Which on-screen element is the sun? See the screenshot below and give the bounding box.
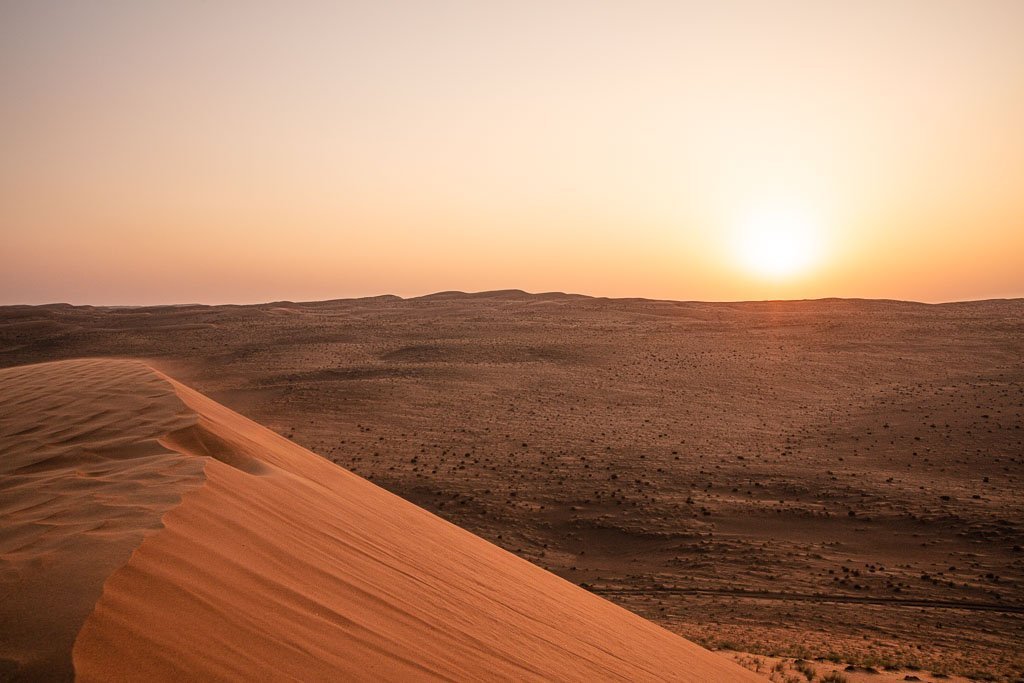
[733,207,822,279]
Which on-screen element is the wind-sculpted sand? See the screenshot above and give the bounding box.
[0,360,205,679]
[0,359,757,681]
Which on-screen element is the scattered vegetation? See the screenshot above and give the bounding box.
[793,659,816,681]
[819,673,848,683]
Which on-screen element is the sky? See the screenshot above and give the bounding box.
[1,1,1022,305]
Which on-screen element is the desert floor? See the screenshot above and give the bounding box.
[2,292,1021,681]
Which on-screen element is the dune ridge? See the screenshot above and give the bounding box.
[0,359,757,681]
[0,359,206,680]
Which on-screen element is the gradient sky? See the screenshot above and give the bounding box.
[2,1,1022,305]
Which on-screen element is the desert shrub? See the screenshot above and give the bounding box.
[820,673,848,683]
[794,659,816,681]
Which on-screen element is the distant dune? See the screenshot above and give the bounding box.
[0,359,758,681]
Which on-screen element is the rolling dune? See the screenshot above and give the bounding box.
[0,359,757,681]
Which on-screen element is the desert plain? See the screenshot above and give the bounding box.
[1,291,1021,681]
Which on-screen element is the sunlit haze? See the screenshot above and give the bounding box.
[2,1,1022,305]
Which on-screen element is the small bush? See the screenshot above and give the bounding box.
[820,673,848,683]
[794,659,816,681]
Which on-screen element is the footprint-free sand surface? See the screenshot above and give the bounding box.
[0,358,758,681]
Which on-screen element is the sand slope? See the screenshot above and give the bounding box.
[0,359,757,681]
[0,360,205,680]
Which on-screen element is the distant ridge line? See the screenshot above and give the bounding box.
[2,290,1023,309]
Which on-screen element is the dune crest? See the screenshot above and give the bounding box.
[2,359,757,681]
[0,359,206,679]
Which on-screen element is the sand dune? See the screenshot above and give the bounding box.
[0,359,757,681]
[0,360,205,680]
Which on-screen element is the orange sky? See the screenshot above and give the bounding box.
[1,1,1022,305]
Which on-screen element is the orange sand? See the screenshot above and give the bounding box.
[0,359,758,681]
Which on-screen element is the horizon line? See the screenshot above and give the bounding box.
[4,289,1024,310]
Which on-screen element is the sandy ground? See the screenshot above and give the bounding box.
[1,291,1021,681]
[726,651,980,683]
[1,358,756,681]
[0,360,204,679]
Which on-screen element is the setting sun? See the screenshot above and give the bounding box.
[733,208,823,280]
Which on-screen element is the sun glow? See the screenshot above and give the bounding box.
[733,207,824,280]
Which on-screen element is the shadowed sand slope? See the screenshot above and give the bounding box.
[0,359,758,681]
